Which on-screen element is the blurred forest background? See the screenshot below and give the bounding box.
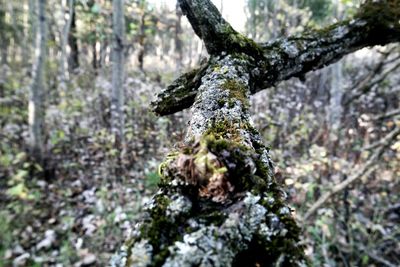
[0,0,399,266]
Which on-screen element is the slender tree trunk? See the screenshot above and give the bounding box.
[175,2,183,70]
[327,0,344,132]
[327,62,343,130]
[0,2,8,65]
[99,39,108,68]
[92,42,97,70]
[59,0,74,87]
[67,1,79,72]
[137,5,146,71]
[111,0,125,139]
[29,0,47,162]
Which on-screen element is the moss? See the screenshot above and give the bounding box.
[357,0,400,28]
[221,24,265,60]
[203,119,242,142]
[152,67,202,116]
[143,119,307,265]
[158,151,180,184]
[137,193,193,267]
[220,79,250,109]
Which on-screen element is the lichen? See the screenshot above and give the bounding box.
[221,79,250,109]
[220,24,265,60]
[112,55,308,267]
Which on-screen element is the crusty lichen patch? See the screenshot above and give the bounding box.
[111,55,308,267]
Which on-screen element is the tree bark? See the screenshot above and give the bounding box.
[112,0,400,266]
[59,0,74,87]
[28,0,47,162]
[327,0,344,132]
[137,6,146,71]
[67,1,79,72]
[152,0,400,116]
[0,1,8,65]
[111,0,125,139]
[174,2,183,71]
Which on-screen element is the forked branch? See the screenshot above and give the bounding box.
[153,0,400,116]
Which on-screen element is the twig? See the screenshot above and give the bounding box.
[359,245,398,267]
[364,126,400,150]
[373,108,400,121]
[345,61,400,105]
[303,126,400,220]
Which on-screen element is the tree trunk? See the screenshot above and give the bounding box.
[0,2,8,65]
[29,0,47,162]
[67,1,79,72]
[137,10,145,72]
[112,0,400,266]
[92,42,97,70]
[174,2,183,71]
[59,0,74,87]
[327,0,344,132]
[111,0,125,139]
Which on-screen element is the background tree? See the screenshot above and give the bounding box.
[111,0,125,140]
[0,0,399,266]
[28,0,47,162]
[67,0,79,72]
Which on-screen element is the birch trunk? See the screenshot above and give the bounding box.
[327,0,344,132]
[28,0,47,162]
[111,0,125,139]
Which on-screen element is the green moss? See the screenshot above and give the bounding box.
[203,119,241,142]
[221,24,265,59]
[130,128,307,265]
[221,79,250,109]
[136,194,182,267]
[158,151,180,184]
[357,0,400,28]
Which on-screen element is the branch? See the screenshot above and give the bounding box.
[154,0,400,115]
[345,60,400,105]
[360,245,398,267]
[303,126,400,220]
[177,0,263,57]
[364,124,400,150]
[254,0,400,92]
[373,108,400,121]
[151,62,208,115]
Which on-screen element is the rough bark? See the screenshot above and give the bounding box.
[326,0,344,131]
[0,2,8,65]
[112,0,400,266]
[67,1,79,72]
[137,8,146,71]
[59,0,74,86]
[111,0,125,139]
[175,2,183,70]
[28,0,47,162]
[153,0,400,116]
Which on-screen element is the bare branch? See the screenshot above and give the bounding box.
[360,245,398,267]
[154,0,400,115]
[345,60,400,105]
[303,126,400,220]
[177,0,263,57]
[151,62,208,115]
[254,0,400,92]
[373,108,400,121]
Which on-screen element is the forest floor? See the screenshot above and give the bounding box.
[1,66,399,266]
